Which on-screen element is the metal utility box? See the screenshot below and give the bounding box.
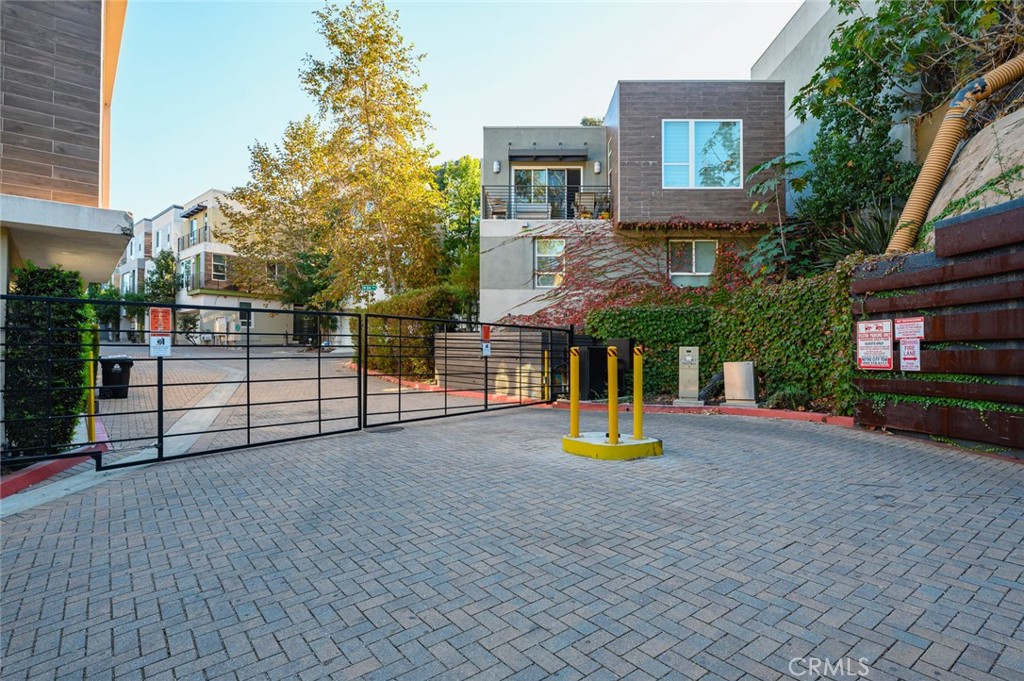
[673,346,704,406]
[723,361,759,407]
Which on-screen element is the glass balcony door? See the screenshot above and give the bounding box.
[514,168,580,219]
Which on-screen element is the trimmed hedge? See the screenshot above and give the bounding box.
[4,264,90,460]
[586,304,714,396]
[362,285,473,378]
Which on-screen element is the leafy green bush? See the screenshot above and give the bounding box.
[361,285,474,378]
[4,263,90,460]
[709,260,859,414]
[586,304,714,397]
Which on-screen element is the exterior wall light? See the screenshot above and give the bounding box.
[493,160,501,174]
[594,161,602,174]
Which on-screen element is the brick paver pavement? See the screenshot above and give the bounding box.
[2,409,1022,680]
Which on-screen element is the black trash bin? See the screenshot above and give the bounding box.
[99,356,134,399]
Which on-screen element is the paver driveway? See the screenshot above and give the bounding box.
[2,410,1023,680]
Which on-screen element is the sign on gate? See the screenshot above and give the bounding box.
[149,307,173,358]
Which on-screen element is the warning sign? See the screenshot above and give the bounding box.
[150,307,173,334]
[900,338,921,372]
[149,307,173,358]
[894,316,925,340]
[856,319,893,371]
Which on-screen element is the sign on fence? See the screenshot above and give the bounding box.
[856,319,893,371]
[894,316,924,340]
[149,307,173,358]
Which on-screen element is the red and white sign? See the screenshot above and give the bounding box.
[894,316,925,340]
[149,307,173,358]
[150,307,173,335]
[900,338,921,372]
[856,319,893,371]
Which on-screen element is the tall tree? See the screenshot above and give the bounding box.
[222,117,339,308]
[301,0,442,299]
[435,155,480,283]
[145,250,179,304]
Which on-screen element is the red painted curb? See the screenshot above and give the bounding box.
[0,418,110,499]
[549,401,855,427]
[348,363,853,427]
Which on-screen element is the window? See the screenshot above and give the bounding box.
[662,120,742,189]
[155,231,160,249]
[669,239,716,287]
[239,302,252,328]
[212,254,227,281]
[180,260,193,290]
[535,238,565,288]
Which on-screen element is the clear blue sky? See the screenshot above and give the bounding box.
[110,0,804,220]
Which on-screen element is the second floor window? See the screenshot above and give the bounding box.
[535,238,565,288]
[663,120,742,189]
[212,254,227,281]
[669,239,716,287]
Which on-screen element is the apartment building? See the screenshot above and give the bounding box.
[1,0,131,288]
[108,189,298,345]
[1,0,130,442]
[480,80,785,322]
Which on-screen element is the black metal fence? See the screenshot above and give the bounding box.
[1,295,569,471]
[362,315,571,428]
[482,185,611,220]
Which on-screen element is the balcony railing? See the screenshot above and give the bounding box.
[177,226,213,251]
[483,185,611,220]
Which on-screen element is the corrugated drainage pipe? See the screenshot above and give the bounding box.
[886,52,1024,254]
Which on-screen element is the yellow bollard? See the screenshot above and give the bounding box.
[86,325,97,443]
[569,347,580,438]
[607,346,618,444]
[633,346,643,440]
[542,349,550,401]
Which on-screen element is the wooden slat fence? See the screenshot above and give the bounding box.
[851,198,1024,451]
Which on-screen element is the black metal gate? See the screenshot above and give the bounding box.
[0,295,570,472]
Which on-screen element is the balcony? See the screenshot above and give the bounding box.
[483,185,610,220]
[177,226,213,251]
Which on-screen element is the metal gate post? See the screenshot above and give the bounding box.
[317,312,323,435]
[157,356,165,460]
[360,314,369,429]
[245,319,251,445]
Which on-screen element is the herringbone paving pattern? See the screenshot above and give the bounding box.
[2,410,1022,680]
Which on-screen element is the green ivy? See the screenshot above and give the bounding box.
[870,393,1024,415]
[586,305,714,396]
[708,258,862,414]
[916,164,1024,247]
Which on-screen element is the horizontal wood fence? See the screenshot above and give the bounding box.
[851,198,1024,452]
[434,330,569,400]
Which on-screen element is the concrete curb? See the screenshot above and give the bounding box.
[0,418,110,499]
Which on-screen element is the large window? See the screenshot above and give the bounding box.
[535,238,565,288]
[180,260,193,290]
[212,254,227,281]
[669,239,716,287]
[663,120,742,189]
[514,168,582,219]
